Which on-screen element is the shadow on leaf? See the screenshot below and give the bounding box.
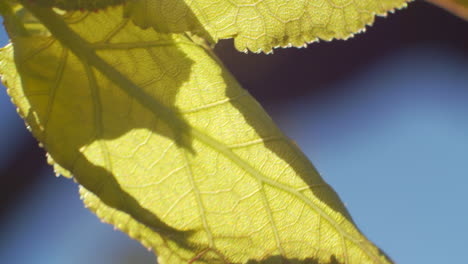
[6,3,212,250]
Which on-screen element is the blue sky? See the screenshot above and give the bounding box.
[0,17,467,264]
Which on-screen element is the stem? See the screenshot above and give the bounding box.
[1,1,29,37]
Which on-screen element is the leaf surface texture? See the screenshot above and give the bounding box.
[125,0,410,52]
[1,4,393,264]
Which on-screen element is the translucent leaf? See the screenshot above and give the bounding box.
[125,0,410,53]
[1,4,393,264]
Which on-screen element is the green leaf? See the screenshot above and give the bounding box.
[1,3,393,264]
[28,0,413,52]
[125,0,411,53]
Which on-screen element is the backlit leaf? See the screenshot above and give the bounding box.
[1,3,393,264]
[125,0,411,53]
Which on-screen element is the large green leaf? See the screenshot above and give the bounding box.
[125,0,411,52]
[1,3,392,264]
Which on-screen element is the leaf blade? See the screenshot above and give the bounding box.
[2,4,393,264]
[125,0,411,52]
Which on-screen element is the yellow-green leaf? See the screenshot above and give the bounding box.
[1,3,392,264]
[125,0,411,53]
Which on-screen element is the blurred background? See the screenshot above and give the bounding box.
[0,1,467,263]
